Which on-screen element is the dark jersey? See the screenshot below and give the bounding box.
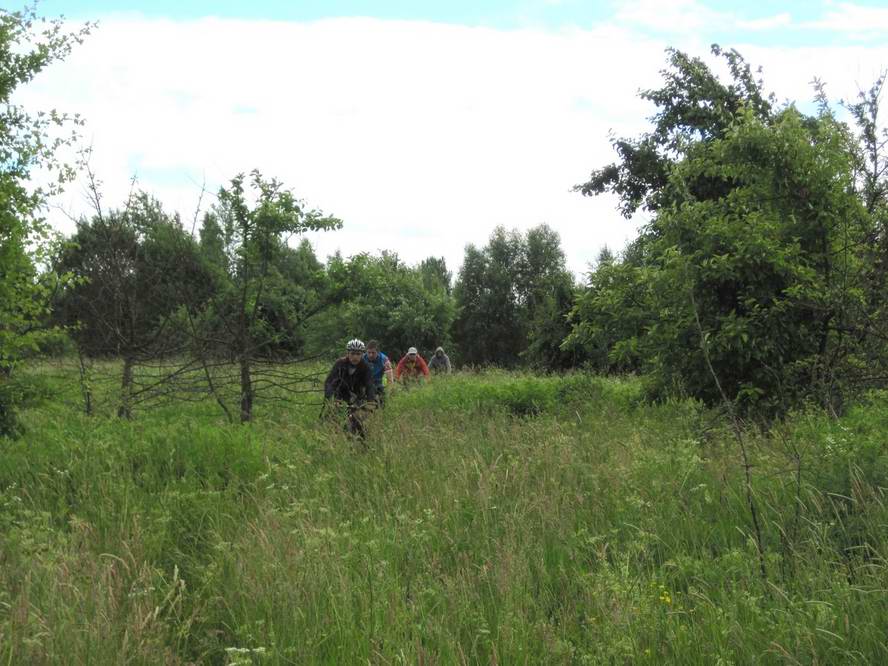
[428,353,451,373]
[323,357,377,403]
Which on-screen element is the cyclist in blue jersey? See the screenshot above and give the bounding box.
[363,340,394,406]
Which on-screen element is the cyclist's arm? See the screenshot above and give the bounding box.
[323,362,340,399]
[362,366,377,402]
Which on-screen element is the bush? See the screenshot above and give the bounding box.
[0,375,49,438]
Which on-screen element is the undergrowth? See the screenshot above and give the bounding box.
[1,367,886,663]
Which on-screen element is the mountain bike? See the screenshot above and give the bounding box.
[320,393,377,441]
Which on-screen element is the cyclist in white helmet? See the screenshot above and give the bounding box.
[324,338,377,404]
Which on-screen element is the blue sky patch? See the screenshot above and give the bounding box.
[30,0,888,48]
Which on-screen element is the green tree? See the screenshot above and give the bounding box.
[576,45,773,217]
[521,225,577,369]
[653,107,865,411]
[54,193,212,417]
[570,47,873,414]
[198,210,227,271]
[841,75,888,389]
[310,251,454,361]
[265,239,327,355]
[563,241,655,373]
[418,256,452,296]
[197,171,340,422]
[453,224,575,368]
[200,216,328,359]
[453,231,524,367]
[0,7,88,435]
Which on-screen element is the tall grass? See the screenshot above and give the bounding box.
[1,368,886,663]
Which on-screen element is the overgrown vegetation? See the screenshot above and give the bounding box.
[2,368,887,663]
[3,5,888,662]
[0,6,89,434]
[568,47,888,416]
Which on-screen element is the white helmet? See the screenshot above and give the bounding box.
[346,338,366,352]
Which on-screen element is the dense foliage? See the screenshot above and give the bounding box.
[54,197,211,355]
[453,224,576,368]
[3,8,888,663]
[4,7,888,426]
[310,251,455,361]
[193,171,342,421]
[0,7,88,434]
[568,47,888,415]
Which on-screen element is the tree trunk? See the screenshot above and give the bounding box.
[239,355,253,423]
[77,347,93,416]
[118,356,135,419]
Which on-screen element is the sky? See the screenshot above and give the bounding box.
[15,0,888,278]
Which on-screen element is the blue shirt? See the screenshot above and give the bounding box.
[363,351,390,384]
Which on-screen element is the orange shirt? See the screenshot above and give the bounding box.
[396,354,430,380]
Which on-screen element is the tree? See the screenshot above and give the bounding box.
[576,46,773,217]
[840,75,888,390]
[563,240,655,373]
[569,46,873,414]
[418,256,452,296]
[309,251,455,361]
[198,210,227,270]
[0,7,89,435]
[196,171,341,422]
[521,225,577,369]
[453,230,524,367]
[652,107,865,411]
[453,225,575,368]
[266,239,327,356]
[54,193,212,417]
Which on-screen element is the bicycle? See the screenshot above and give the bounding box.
[320,393,378,442]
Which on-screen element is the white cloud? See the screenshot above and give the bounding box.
[612,1,793,37]
[737,13,793,31]
[614,0,727,33]
[21,17,665,277]
[15,13,888,279]
[803,2,888,37]
[734,43,888,108]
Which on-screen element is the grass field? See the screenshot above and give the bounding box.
[1,366,887,664]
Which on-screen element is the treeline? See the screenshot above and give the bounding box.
[3,4,888,433]
[49,172,577,415]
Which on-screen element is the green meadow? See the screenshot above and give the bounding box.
[2,368,887,664]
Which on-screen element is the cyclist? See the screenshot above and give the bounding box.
[323,339,377,436]
[396,346,430,386]
[363,340,394,406]
[428,346,452,374]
